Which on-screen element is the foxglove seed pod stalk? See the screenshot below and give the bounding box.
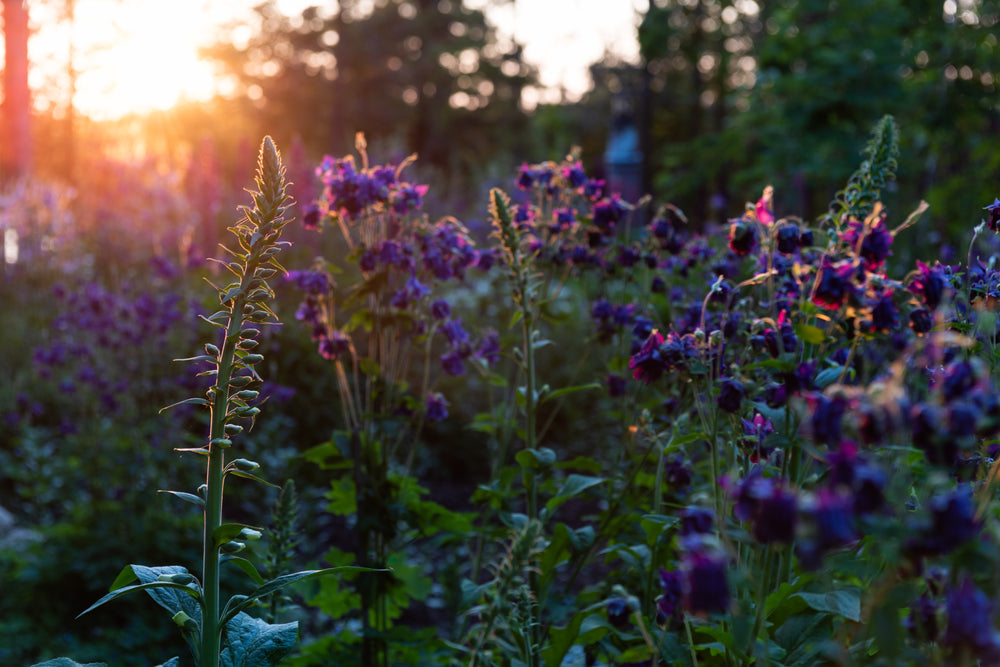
[197,136,291,667]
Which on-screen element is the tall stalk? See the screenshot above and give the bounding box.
[198,136,291,667]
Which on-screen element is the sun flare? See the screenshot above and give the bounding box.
[31,0,224,121]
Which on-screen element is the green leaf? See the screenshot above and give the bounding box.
[79,565,203,623]
[31,660,109,667]
[221,567,383,626]
[158,396,210,414]
[219,612,298,667]
[228,470,280,488]
[619,646,655,663]
[814,366,845,389]
[222,556,267,585]
[640,513,680,544]
[515,447,557,470]
[539,382,601,404]
[545,474,605,516]
[155,660,181,667]
[794,323,826,345]
[793,590,861,622]
[157,490,205,507]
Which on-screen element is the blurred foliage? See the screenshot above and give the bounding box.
[637,0,1000,241]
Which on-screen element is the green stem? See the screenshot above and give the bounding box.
[201,317,240,667]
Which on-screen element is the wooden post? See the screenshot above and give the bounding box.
[2,0,33,180]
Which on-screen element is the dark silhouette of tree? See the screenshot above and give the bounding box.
[202,0,536,180]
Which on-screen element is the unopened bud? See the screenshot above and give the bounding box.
[240,528,263,541]
[709,330,724,347]
[220,540,246,554]
[204,343,220,356]
[197,484,208,499]
[172,611,192,627]
[159,573,196,585]
[229,375,253,388]
[232,458,260,472]
[225,423,244,435]
[240,354,264,365]
[237,390,259,401]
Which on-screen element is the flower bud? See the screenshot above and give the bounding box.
[159,572,196,585]
[225,423,244,435]
[237,338,259,350]
[240,354,264,365]
[220,540,246,554]
[198,484,208,499]
[242,328,261,338]
[232,458,260,472]
[240,528,263,541]
[237,390,259,401]
[211,437,233,448]
[229,375,253,388]
[204,343,220,356]
[172,611,192,627]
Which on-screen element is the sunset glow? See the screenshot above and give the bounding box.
[23,0,644,121]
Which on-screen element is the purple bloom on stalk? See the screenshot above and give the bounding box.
[657,568,684,623]
[592,195,627,234]
[441,349,466,376]
[516,163,536,189]
[302,202,321,230]
[775,222,801,254]
[664,453,692,492]
[426,392,449,421]
[607,597,631,628]
[679,507,715,537]
[867,290,900,333]
[984,198,1000,232]
[796,489,856,570]
[727,217,757,256]
[808,392,849,445]
[943,580,1000,663]
[909,261,950,310]
[683,550,730,616]
[390,182,428,214]
[811,257,857,310]
[741,412,775,460]
[841,213,893,270]
[905,593,941,641]
[430,299,451,320]
[475,330,501,366]
[908,486,981,557]
[563,162,588,189]
[319,330,351,361]
[939,360,977,401]
[628,329,666,384]
[441,318,470,348]
[910,307,934,334]
[716,377,745,414]
[754,485,798,544]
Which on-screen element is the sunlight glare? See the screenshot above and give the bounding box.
[37,0,221,120]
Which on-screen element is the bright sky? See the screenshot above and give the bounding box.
[19,0,645,120]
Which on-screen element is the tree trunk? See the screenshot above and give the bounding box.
[2,0,32,180]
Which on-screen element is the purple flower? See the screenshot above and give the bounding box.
[475,330,501,366]
[775,223,801,254]
[426,392,449,421]
[909,307,934,334]
[302,202,321,230]
[628,330,666,384]
[441,318,469,348]
[716,377,745,414]
[319,330,351,361]
[563,163,588,189]
[984,197,1000,232]
[808,392,849,445]
[811,257,857,310]
[607,597,631,628]
[683,550,730,616]
[727,217,757,256]
[908,486,981,557]
[909,261,950,310]
[657,568,684,623]
[430,299,451,320]
[441,349,466,376]
[841,213,893,269]
[754,485,798,544]
[592,195,627,234]
[943,580,1000,662]
[679,506,715,537]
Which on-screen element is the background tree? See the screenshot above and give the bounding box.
[2,0,33,180]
